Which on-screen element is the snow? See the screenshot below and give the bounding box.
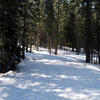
[0,48,100,100]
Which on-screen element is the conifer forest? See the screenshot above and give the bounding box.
[0,0,100,73]
[0,0,100,72]
[0,0,100,100]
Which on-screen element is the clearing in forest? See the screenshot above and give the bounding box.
[0,48,100,100]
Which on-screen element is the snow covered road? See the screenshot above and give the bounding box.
[0,48,100,100]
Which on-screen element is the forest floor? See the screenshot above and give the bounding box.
[0,48,100,100]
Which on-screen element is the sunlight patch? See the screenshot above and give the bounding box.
[56,75,80,80]
[0,77,16,85]
[16,84,28,89]
[58,92,88,100]
[53,89,62,93]
[47,83,56,87]
[31,73,52,78]
[30,82,42,86]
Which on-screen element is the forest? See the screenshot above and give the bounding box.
[0,0,100,73]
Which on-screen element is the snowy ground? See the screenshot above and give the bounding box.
[0,48,100,100]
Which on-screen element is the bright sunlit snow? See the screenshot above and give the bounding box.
[0,48,100,100]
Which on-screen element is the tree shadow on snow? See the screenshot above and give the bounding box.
[0,52,100,100]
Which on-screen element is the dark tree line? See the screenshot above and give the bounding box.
[0,0,40,72]
[0,0,100,73]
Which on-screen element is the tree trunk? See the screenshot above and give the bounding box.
[86,49,90,63]
[76,35,80,55]
[85,0,92,63]
[54,38,58,55]
[22,1,27,59]
[22,31,25,59]
[48,39,51,54]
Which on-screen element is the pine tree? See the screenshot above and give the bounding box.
[45,0,55,54]
[85,0,93,63]
[67,0,76,51]
[95,0,100,64]
[0,0,20,72]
